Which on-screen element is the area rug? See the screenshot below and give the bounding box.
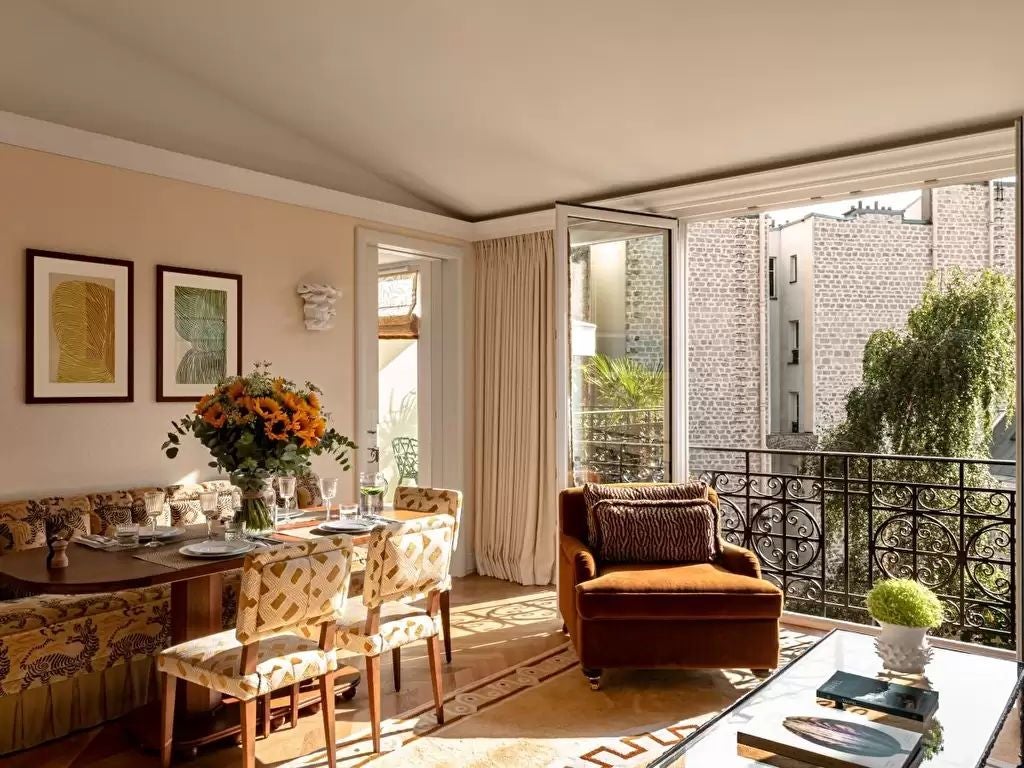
[282,629,817,768]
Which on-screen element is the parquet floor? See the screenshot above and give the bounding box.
[5,575,1021,767]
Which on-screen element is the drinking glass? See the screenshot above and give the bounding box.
[277,475,297,527]
[143,491,165,535]
[115,521,139,548]
[359,471,386,518]
[319,477,338,521]
[199,490,220,539]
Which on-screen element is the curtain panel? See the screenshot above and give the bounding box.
[473,231,557,586]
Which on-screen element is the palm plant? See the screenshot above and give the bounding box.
[583,354,664,409]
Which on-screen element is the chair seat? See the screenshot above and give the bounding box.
[156,630,336,701]
[336,601,441,657]
[577,562,783,621]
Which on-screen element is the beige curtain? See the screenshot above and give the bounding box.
[474,231,557,585]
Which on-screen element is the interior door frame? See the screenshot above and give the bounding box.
[554,203,686,491]
[355,228,473,574]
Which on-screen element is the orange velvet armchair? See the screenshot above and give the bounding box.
[558,485,783,690]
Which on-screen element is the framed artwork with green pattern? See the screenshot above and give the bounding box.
[156,265,242,402]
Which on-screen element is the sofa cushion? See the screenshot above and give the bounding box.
[591,499,720,563]
[0,497,91,553]
[576,562,783,621]
[88,490,153,537]
[582,482,709,550]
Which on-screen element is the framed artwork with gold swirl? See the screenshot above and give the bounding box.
[156,265,242,402]
[26,248,134,403]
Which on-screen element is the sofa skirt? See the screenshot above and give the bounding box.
[0,655,155,754]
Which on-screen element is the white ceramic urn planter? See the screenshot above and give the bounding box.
[874,621,933,674]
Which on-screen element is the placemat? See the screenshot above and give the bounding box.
[130,525,226,569]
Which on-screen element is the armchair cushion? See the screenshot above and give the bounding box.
[559,534,597,584]
[576,561,782,621]
[582,481,709,550]
[591,499,720,563]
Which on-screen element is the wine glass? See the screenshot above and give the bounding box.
[277,475,296,527]
[319,477,338,522]
[142,491,166,546]
[198,490,220,540]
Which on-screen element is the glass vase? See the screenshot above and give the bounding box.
[231,472,275,533]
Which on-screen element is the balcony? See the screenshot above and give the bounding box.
[573,410,1017,650]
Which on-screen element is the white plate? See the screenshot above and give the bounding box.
[319,520,376,533]
[179,540,255,558]
[139,526,183,541]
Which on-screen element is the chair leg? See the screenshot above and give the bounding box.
[426,635,445,724]
[366,655,382,753]
[290,682,300,727]
[582,667,602,691]
[160,673,176,768]
[240,698,257,768]
[260,693,271,738]
[440,590,452,662]
[319,672,337,768]
[392,647,402,691]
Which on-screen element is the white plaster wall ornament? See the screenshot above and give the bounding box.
[297,283,339,330]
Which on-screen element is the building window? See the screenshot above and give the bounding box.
[768,257,777,299]
[789,254,798,283]
[789,391,800,433]
[788,320,799,364]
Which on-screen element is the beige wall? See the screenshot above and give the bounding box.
[0,143,467,500]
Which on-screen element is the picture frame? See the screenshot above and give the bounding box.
[26,248,134,404]
[156,265,242,402]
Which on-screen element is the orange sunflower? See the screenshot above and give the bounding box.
[247,397,281,419]
[280,391,304,412]
[306,391,322,411]
[264,411,291,441]
[225,380,245,400]
[202,402,227,428]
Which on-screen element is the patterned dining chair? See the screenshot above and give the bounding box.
[337,515,455,753]
[392,486,463,662]
[157,536,354,768]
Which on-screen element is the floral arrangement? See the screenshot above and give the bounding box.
[865,579,944,629]
[163,362,356,530]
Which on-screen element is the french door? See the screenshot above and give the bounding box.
[554,204,685,490]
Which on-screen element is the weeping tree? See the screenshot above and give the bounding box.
[817,268,1015,643]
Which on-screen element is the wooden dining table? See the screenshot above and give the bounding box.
[0,507,432,756]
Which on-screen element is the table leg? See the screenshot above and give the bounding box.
[171,574,224,715]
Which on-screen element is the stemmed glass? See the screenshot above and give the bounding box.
[277,475,296,528]
[198,490,220,540]
[142,491,166,547]
[319,477,338,522]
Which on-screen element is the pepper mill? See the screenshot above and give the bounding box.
[47,538,70,569]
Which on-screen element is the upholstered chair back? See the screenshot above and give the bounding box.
[362,516,456,609]
[236,536,353,643]
[393,486,463,547]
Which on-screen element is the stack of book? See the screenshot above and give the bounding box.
[737,671,938,768]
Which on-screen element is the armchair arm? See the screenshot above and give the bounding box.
[717,541,762,579]
[559,533,597,585]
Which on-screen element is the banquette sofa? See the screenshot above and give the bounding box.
[0,480,243,754]
[558,483,784,689]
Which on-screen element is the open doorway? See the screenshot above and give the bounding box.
[377,253,436,502]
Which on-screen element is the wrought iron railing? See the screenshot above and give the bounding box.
[693,446,1017,650]
[574,407,667,482]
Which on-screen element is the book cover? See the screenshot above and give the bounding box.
[737,708,922,768]
[816,671,938,722]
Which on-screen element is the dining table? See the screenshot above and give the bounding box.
[0,506,434,756]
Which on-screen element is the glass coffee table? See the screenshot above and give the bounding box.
[650,629,1023,768]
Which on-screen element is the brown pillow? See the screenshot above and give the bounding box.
[582,481,709,550]
[591,498,720,563]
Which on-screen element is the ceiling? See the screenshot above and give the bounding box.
[1,1,1022,221]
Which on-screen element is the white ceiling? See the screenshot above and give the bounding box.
[1,1,1022,221]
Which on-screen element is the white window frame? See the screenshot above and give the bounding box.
[554,204,685,490]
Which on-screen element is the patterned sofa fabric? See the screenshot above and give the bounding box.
[0,586,170,695]
[0,497,91,553]
[165,481,239,527]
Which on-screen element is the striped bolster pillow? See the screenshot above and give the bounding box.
[582,481,710,551]
[591,498,720,564]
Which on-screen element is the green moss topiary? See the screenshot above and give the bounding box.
[866,579,944,629]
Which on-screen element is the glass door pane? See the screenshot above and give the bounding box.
[565,215,673,485]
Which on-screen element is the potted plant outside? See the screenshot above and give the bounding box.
[865,578,944,674]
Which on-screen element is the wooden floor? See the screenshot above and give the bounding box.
[10,576,565,768]
[7,575,1021,767]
